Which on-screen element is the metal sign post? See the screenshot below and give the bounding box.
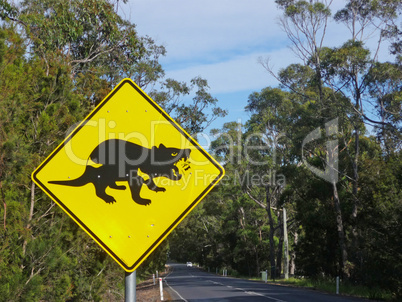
[125,270,136,302]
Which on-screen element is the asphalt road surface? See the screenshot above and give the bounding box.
[164,263,369,302]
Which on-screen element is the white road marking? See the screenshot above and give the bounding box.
[245,290,287,302]
[164,270,188,302]
[165,266,287,302]
[205,279,287,302]
[207,280,224,286]
[164,277,188,302]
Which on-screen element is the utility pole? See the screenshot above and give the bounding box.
[271,206,290,280]
[283,207,289,279]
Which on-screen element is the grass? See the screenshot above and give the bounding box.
[264,277,394,301]
[203,267,395,301]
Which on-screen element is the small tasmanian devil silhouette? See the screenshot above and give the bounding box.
[48,139,191,206]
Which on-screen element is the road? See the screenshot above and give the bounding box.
[164,264,368,302]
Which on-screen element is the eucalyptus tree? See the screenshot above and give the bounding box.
[321,0,401,274]
[208,121,279,277]
[260,0,401,279]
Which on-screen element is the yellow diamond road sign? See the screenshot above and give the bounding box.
[32,78,225,272]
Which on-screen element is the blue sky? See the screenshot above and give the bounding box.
[121,0,395,134]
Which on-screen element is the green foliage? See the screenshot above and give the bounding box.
[0,0,226,300]
[150,76,228,134]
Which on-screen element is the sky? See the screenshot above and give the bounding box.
[120,0,395,134]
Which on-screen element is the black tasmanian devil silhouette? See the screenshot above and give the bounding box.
[49,139,191,206]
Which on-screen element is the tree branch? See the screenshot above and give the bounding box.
[245,188,266,209]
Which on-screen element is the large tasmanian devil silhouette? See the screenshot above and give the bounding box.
[49,139,191,206]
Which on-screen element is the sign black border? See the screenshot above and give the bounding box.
[32,79,224,271]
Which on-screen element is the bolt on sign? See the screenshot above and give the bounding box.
[32,78,225,272]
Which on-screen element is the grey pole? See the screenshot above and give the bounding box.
[125,270,136,302]
[336,276,340,294]
[283,207,289,279]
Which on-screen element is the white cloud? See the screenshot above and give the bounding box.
[122,0,397,98]
[164,47,299,95]
[124,0,286,65]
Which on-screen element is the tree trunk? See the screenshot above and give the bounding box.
[266,187,276,280]
[0,182,6,230]
[276,223,284,278]
[255,247,260,277]
[332,181,349,278]
[352,125,359,238]
[290,232,297,276]
[351,83,361,270]
[22,181,36,257]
